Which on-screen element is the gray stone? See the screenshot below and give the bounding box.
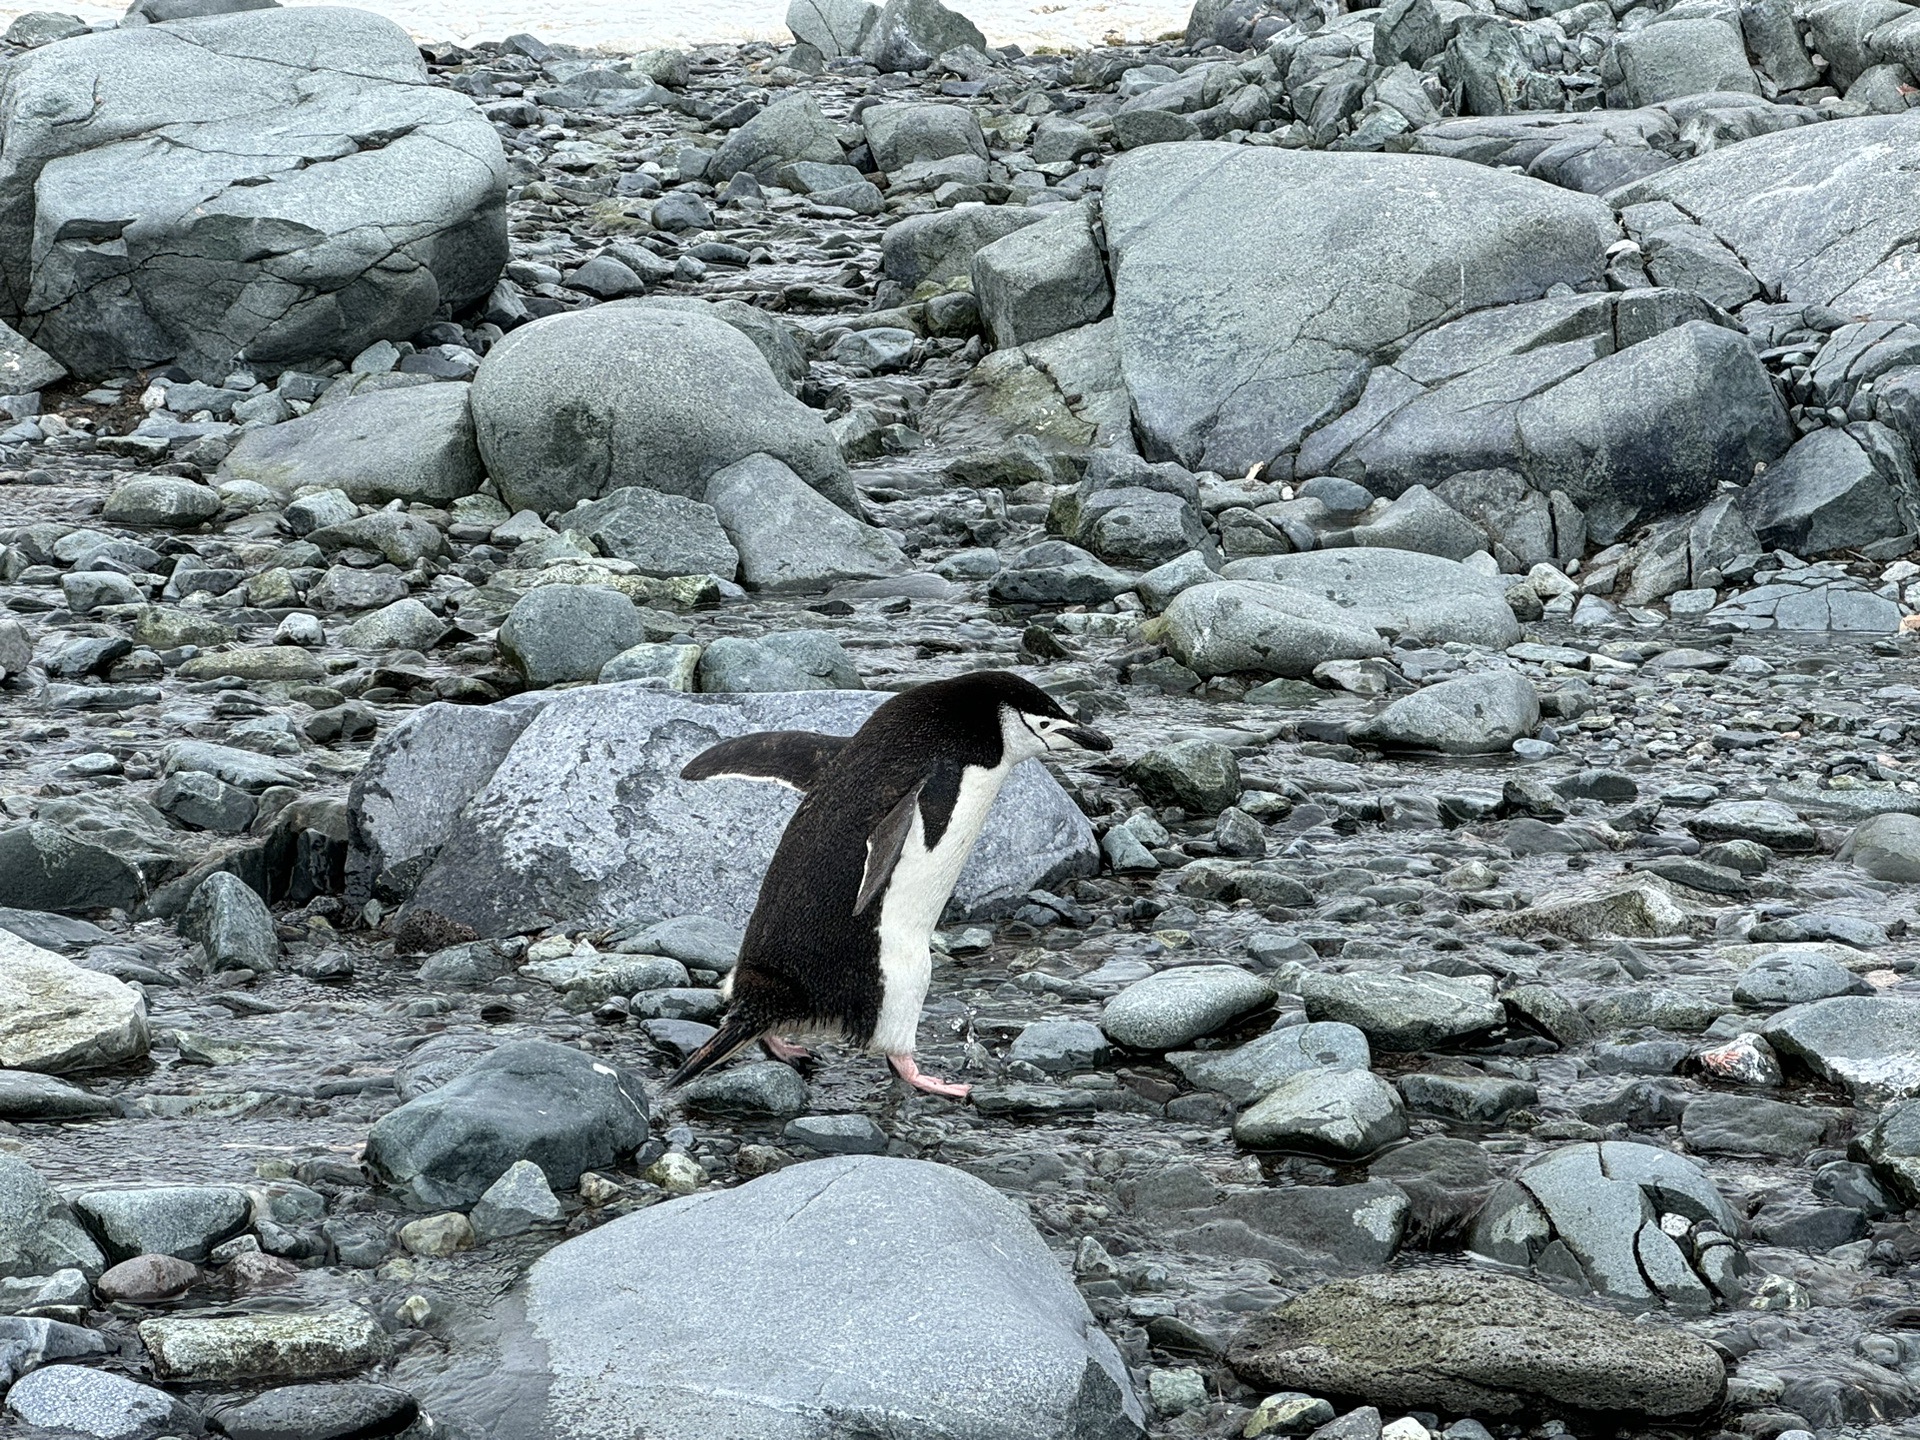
[1103,143,1613,474]
[1190,1182,1408,1272]
[0,1159,105,1280]
[988,540,1129,606]
[1169,1022,1370,1106]
[1101,965,1274,1050]
[1234,1068,1407,1157]
[379,688,1094,937]
[1737,426,1914,555]
[1283,967,1503,1052]
[710,93,844,182]
[1681,1092,1836,1161]
[499,586,645,687]
[218,383,483,505]
[601,643,700,690]
[3,1364,185,1440]
[471,306,854,517]
[786,0,878,57]
[1839,811,1920,882]
[682,1060,810,1119]
[3,12,91,46]
[0,930,148,1074]
[1125,738,1239,814]
[1162,581,1388,680]
[1762,997,1920,1101]
[0,1317,114,1387]
[303,511,444,566]
[860,0,987,72]
[1007,1019,1111,1075]
[1228,1271,1726,1417]
[1733,949,1864,1006]
[697,632,861,693]
[100,477,219,528]
[1685,799,1817,852]
[1858,1099,1920,1207]
[0,8,505,381]
[161,740,309,793]
[1610,115,1920,320]
[971,204,1110,351]
[0,319,65,393]
[201,1383,419,1440]
[406,1156,1143,1439]
[782,1113,888,1154]
[177,871,279,976]
[1355,671,1538,755]
[1221,550,1522,650]
[1338,484,1487,561]
[470,1160,565,1241]
[629,297,808,397]
[705,454,905,592]
[881,205,1042,291]
[0,1071,114,1121]
[863,102,986,174]
[558,487,738,580]
[1615,17,1756,106]
[74,1186,249,1264]
[364,1040,650,1209]
[339,598,448,653]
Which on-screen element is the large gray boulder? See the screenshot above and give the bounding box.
[1103,143,1615,473]
[403,1156,1144,1440]
[557,487,738,580]
[1161,580,1388,679]
[860,0,988,72]
[0,1157,107,1280]
[217,384,484,505]
[498,586,647,687]
[1229,1272,1725,1418]
[364,686,1098,937]
[1736,424,1916,554]
[1610,115,1920,320]
[0,7,507,381]
[1220,550,1522,649]
[862,102,987,175]
[470,305,856,517]
[1612,15,1757,106]
[364,1040,650,1210]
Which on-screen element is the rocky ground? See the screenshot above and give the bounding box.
[4,0,1920,1437]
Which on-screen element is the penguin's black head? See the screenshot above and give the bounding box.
[916,670,1113,762]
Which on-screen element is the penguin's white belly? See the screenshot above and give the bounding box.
[869,758,1014,1055]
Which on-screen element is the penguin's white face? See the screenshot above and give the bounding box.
[998,704,1113,761]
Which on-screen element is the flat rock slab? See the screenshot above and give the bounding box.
[1762,996,1920,1101]
[1227,1271,1726,1417]
[367,685,1097,937]
[0,930,148,1074]
[403,1155,1145,1440]
[140,1307,391,1383]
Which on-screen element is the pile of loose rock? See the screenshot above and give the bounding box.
[2,0,1920,1435]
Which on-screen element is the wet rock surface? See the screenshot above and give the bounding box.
[3,2,1920,1438]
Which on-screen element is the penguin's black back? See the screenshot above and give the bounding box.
[727,673,1071,1044]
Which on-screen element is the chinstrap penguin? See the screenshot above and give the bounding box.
[664,671,1112,1099]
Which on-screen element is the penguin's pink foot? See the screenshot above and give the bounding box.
[762,1034,811,1063]
[888,1053,971,1100]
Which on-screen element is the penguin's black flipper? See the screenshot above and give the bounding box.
[679,730,848,792]
[854,779,925,916]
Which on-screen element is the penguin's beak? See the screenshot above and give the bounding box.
[1056,723,1113,752]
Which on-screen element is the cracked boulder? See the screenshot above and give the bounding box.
[1296,293,1791,543]
[470,304,857,517]
[0,7,508,381]
[1609,115,1920,322]
[356,686,1097,938]
[1102,143,1615,475]
[1470,1140,1743,1312]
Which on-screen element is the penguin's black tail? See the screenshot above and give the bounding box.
[664,1014,765,1090]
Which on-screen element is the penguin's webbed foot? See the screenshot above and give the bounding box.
[888,1053,971,1101]
[761,1034,813,1066]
